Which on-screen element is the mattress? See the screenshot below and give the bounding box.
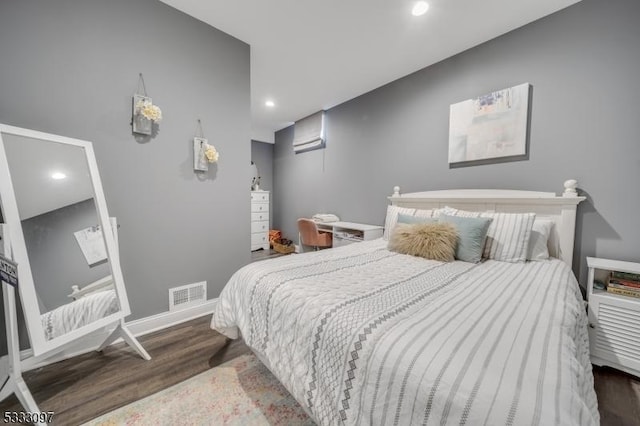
[211,239,599,425]
[41,288,119,341]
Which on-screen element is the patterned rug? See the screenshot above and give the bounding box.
[84,354,314,425]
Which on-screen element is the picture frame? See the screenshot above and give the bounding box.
[448,83,531,168]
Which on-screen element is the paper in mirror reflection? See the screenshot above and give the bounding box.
[2,133,120,340]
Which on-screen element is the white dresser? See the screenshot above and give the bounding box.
[251,190,270,251]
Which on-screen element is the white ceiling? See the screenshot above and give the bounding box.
[160,0,582,143]
[2,133,94,220]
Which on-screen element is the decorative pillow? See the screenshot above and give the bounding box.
[387,222,457,262]
[383,205,415,240]
[480,212,536,263]
[397,213,437,225]
[527,219,553,261]
[439,214,492,263]
[383,205,434,240]
[434,206,483,218]
[413,208,435,219]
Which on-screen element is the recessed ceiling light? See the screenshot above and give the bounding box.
[51,172,66,180]
[412,1,429,16]
[265,100,275,108]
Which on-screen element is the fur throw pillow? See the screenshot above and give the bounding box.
[388,222,458,262]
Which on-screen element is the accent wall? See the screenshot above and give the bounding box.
[0,0,250,329]
[273,0,640,287]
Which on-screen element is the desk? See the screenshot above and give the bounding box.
[314,221,384,248]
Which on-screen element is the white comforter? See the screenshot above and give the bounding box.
[212,239,599,425]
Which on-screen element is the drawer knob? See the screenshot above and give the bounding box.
[588,323,595,329]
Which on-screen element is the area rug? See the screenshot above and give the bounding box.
[84,354,314,425]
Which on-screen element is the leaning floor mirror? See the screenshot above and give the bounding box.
[0,124,148,360]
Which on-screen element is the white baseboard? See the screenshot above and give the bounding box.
[17,298,218,371]
[126,298,217,337]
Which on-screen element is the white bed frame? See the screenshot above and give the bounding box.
[388,180,586,268]
[68,275,114,300]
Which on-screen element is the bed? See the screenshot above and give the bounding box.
[41,276,119,341]
[211,184,599,425]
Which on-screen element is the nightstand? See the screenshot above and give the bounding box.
[586,256,640,378]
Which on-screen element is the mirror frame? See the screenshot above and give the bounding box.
[0,124,131,357]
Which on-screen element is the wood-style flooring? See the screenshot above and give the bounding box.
[1,315,639,425]
[251,248,293,262]
[593,365,640,426]
[0,316,250,425]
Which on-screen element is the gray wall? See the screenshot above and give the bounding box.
[0,0,250,330]
[22,199,110,312]
[274,0,640,287]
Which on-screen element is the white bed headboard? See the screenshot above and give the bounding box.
[388,181,585,267]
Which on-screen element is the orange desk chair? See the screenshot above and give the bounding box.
[297,218,332,252]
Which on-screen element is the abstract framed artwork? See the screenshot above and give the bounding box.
[448,83,531,168]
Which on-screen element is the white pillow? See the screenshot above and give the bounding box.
[480,212,536,263]
[383,205,434,240]
[413,208,435,219]
[434,206,482,218]
[527,219,553,261]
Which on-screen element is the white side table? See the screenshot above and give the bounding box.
[586,256,640,378]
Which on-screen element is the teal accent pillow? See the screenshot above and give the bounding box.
[439,214,492,263]
[397,214,437,225]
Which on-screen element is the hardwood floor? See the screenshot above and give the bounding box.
[251,248,293,262]
[1,315,639,425]
[0,316,250,425]
[593,366,640,426]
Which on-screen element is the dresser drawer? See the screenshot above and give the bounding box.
[250,191,270,251]
[251,232,269,246]
[251,212,268,222]
[251,220,269,234]
[251,202,269,213]
[251,192,270,202]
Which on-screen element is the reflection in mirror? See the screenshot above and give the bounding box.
[2,134,120,340]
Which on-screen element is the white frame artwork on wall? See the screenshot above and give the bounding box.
[448,83,531,168]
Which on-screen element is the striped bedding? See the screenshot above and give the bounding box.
[211,239,599,425]
[41,289,119,341]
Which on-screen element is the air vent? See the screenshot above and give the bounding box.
[169,281,207,311]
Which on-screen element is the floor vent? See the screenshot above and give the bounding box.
[169,281,207,311]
